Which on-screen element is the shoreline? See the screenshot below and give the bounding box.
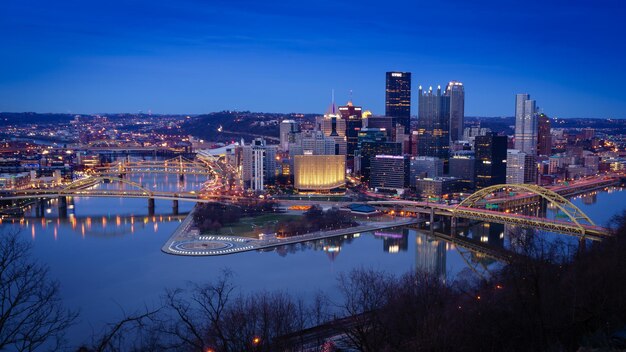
[162,214,419,256]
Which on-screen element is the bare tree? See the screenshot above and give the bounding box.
[78,306,160,352]
[0,232,78,351]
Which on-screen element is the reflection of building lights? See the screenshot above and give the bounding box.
[388,245,399,253]
[46,209,52,214]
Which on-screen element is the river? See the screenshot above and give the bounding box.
[0,177,624,348]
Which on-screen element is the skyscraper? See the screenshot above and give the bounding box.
[385,72,411,134]
[475,133,507,188]
[416,85,450,160]
[355,128,401,182]
[445,81,465,142]
[338,101,363,171]
[537,113,551,156]
[506,149,526,184]
[279,120,299,151]
[514,94,538,155]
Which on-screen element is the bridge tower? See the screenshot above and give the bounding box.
[178,155,185,182]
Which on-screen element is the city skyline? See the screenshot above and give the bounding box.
[1,1,625,118]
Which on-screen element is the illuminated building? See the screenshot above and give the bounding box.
[317,112,346,156]
[475,133,507,188]
[537,113,551,156]
[417,85,450,160]
[385,71,411,134]
[514,93,538,155]
[289,130,336,156]
[338,101,363,171]
[369,155,410,192]
[279,120,299,151]
[415,176,470,197]
[240,138,277,191]
[506,149,526,184]
[449,152,475,184]
[355,128,401,182]
[445,81,465,142]
[294,155,345,191]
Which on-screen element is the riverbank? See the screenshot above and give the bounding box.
[162,217,419,256]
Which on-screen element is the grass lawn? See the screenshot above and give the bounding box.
[206,213,302,238]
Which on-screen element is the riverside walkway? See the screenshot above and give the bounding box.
[162,217,419,256]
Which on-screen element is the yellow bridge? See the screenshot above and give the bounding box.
[369,184,611,241]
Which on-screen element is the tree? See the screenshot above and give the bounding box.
[0,232,78,351]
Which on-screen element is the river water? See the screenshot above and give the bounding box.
[0,176,624,348]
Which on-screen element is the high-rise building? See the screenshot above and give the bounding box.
[240,138,277,191]
[537,113,551,156]
[338,101,363,171]
[416,85,450,160]
[355,128,402,182]
[449,152,475,184]
[370,155,410,192]
[279,120,299,151]
[445,81,465,142]
[475,133,507,188]
[514,94,538,155]
[288,130,336,156]
[410,156,443,188]
[506,149,526,184]
[385,72,411,134]
[317,107,347,156]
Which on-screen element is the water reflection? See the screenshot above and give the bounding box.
[415,232,447,281]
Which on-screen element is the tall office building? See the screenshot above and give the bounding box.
[475,133,507,188]
[317,103,347,156]
[514,94,538,155]
[537,113,551,156]
[240,138,277,191]
[338,101,363,171]
[355,128,402,182]
[288,130,336,156]
[279,120,299,151]
[370,155,410,192]
[445,81,465,142]
[506,149,526,184]
[416,85,450,160]
[385,72,411,134]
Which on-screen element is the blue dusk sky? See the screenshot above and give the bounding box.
[1,0,625,118]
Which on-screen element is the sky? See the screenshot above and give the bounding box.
[1,0,625,118]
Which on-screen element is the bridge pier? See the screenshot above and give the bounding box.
[450,216,457,236]
[429,207,435,232]
[148,198,155,216]
[172,199,179,215]
[35,198,45,218]
[578,237,587,253]
[58,196,68,218]
[179,174,185,182]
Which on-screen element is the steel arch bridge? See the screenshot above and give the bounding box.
[453,183,595,225]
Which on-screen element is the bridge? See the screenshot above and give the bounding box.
[368,184,611,241]
[95,156,214,176]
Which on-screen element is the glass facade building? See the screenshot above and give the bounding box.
[385,72,411,134]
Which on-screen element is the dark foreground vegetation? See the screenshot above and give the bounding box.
[3,212,626,351]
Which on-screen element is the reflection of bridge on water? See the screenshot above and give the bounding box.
[368,184,613,241]
[0,154,245,216]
